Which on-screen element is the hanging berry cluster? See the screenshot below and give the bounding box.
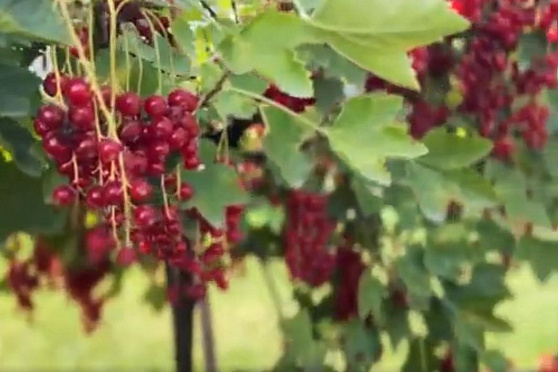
[283,190,336,287]
[366,0,558,160]
[35,62,246,297]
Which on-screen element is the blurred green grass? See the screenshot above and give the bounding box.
[0,258,557,371]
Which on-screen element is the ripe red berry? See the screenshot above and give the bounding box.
[42,134,72,163]
[116,247,137,266]
[98,139,123,164]
[168,89,198,111]
[116,92,142,117]
[75,138,98,161]
[129,179,153,202]
[169,127,188,150]
[86,186,105,209]
[150,117,174,139]
[119,121,142,144]
[37,105,65,130]
[33,119,50,136]
[102,180,123,206]
[134,205,158,228]
[64,78,92,107]
[184,156,200,170]
[144,95,167,117]
[179,183,194,200]
[52,185,76,206]
[69,105,95,130]
[43,72,68,97]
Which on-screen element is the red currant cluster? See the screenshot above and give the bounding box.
[333,245,364,321]
[264,85,316,113]
[35,70,243,297]
[283,190,336,287]
[4,238,109,332]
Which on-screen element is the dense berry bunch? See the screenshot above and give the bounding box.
[333,245,365,320]
[35,70,243,299]
[283,190,336,287]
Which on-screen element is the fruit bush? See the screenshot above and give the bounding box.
[2,0,558,371]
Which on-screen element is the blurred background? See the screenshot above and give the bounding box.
[1,257,557,371]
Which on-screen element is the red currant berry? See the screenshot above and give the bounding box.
[168,89,198,111]
[119,121,142,144]
[129,179,153,202]
[150,116,174,139]
[102,180,123,206]
[69,105,95,130]
[52,185,76,206]
[75,138,98,161]
[116,247,137,266]
[86,185,105,209]
[134,205,158,228]
[33,119,50,136]
[179,183,194,201]
[116,92,142,117]
[43,72,68,97]
[42,134,72,163]
[64,78,92,107]
[184,156,200,170]
[37,105,65,130]
[169,127,188,150]
[98,139,123,164]
[144,95,167,117]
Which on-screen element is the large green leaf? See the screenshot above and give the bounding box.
[180,142,249,228]
[261,106,312,188]
[342,320,381,369]
[0,160,65,242]
[420,129,492,170]
[0,63,40,118]
[517,236,558,282]
[406,163,497,221]
[357,269,385,321]
[219,11,318,97]
[0,118,43,177]
[308,0,469,88]
[328,94,427,185]
[0,0,70,44]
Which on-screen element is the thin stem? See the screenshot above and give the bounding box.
[229,87,325,134]
[141,9,163,93]
[231,0,239,23]
[199,0,218,20]
[195,70,230,112]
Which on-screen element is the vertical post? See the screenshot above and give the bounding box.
[166,265,195,372]
[200,298,217,372]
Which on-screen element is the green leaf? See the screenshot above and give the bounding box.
[180,141,249,227]
[328,94,427,185]
[171,11,196,57]
[261,106,313,187]
[219,11,318,97]
[357,269,385,321]
[0,118,43,177]
[214,90,258,120]
[309,0,469,88]
[517,236,558,282]
[120,27,190,76]
[397,249,432,301]
[298,44,367,86]
[342,320,381,369]
[406,163,497,221]
[351,176,382,217]
[0,63,40,118]
[420,129,492,170]
[482,350,509,372]
[0,0,70,44]
[403,338,438,372]
[0,160,65,242]
[313,76,344,115]
[517,32,547,71]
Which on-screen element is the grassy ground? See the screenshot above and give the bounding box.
[0,258,557,371]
